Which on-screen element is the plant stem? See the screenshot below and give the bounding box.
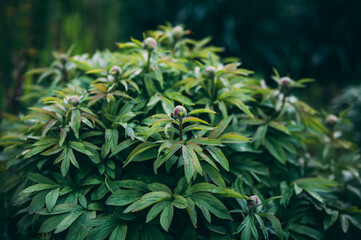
[179,121,183,140]
[211,77,216,100]
[146,51,152,73]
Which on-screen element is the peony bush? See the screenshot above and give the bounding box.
[1,24,361,239]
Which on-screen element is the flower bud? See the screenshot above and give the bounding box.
[143,37,157,52]
[59,54,68,65]
[280,77,292,90]
[109,65,122,77]
[205,66,217,79]
[248,195,262,212]
[66,95,79,106]
[173,105,187,120]
[173,26,184,39]
[326,114,338,126]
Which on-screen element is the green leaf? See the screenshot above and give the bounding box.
[70,109,81,138]
[226,98,254,118]
[104,129,119,156]
[191,192,231,220]
[67,211,96,240]
[255,214,268,239]
[182,145,202,182]
[218,132,249,143]
[21,183,57,195]
[160,202,174,232]
[42,119,58,137]
[24,144,54,159]
[46,188,60,212]
[124,142,159,167]
[191,137,223,146]
[291,225,322,240]
[206,146,229,171]
[293,178,338,193]
[39,213,69,233]
[253,125,267,148]
[109,225,127,240]
[182,117,210,125]
[54,210,84,233]
[209,116,232,139]
[106,190,143,206]
[269,121,290,135]
[133,191,171,212]
[110,139,137,157]
[260,212,283,240]
[203,164,226,187]
[59,127,68,147]
[188,108,216,115]
[146,201,170,223]
[341,214,350,233]
[172,195,188,209]
[324,210,339,230]
[159,95,174,114]
[71,59,93,71]
[183,124,214,133]
[265,138,286,164]
[64,146,79,169]
[26,173,56,185]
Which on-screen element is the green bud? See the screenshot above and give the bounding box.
[205,66,217,79]
[143,37,157,52]
[59,54,68,65]
[248,195,262,212]
[66,95,79,106]
[109,65,122,77]
[326,114,338,126]
[173,26,184,39]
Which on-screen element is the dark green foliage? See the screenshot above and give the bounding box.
[1,24,361,239]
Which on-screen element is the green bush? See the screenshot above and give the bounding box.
[1,24,361,239]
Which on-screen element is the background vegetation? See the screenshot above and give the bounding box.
[1,0,361,115]
[1,0,361,239]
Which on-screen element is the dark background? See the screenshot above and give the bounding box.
[1,0,361,114]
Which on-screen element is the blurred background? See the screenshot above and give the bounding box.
[1,0,361,115]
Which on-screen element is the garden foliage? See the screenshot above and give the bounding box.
[1,24,361,239]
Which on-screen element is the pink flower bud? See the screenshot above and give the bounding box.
[280,77,292,89]
[248,195,263,212]
[173,105,187,120]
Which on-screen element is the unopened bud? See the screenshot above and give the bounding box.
[326,114,338,126]
[248,195,262,212]
[59,54,68,65]
[280,77,292,90]
[143,37,157,52]
[173,105,187,120]
[173,26,184,39]
[205,66,217,79]
[109,65,122,77]
[66,95,79,106]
